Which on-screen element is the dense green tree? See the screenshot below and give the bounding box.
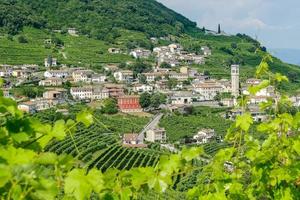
[138,74,147,84]
[167,78,178,89]
[101,98,118,114]
[17,35,28,43]
[139,92,151,108]
[150,93,167,108]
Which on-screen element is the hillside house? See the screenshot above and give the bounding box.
[193,80,223,101]
[0,67,12,77]
[39,77,63,87]
[130,48,152,59]
[145,128,167,143]
[108,48,121,54]
[169,72,189,81]
[18,101,36,114]
[104,64,119,72]
[44,70,70,78]
[12,69,32,78]
[104,84,125,98]
[117,95,142,113]
[91,74,107,83]
[68,28,78,36]
[72,70,93,83]
[44,57,57,67]
[193,129,215,144]
[201,46,212,56]
[132,84,154,93]
[43,89,67,100]
[113,70,134,83]
[171,91,193,105]
[142,72,165,82]
[70,87,109,100]
[122,133,147,148]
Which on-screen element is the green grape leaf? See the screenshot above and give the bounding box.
[248,80,270,95]
[35,152,58,165]
[11,132,30,143]
[181,147,203,162]
[51,119,66,140]
[86,169,104,193]
[0,145,36,165]
[292,141,300,155]
[76,111,93,127]
[236,113,253,131]
[274,73,288,83]
[31,178,58,200]
[0,164,11,187]
[64,169,92,200]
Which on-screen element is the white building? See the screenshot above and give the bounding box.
[130,48,152,59]
[145,128,167,143]
[0,68,12,77]
[39,77,63,86]
[113,70,134,82]
[44,70,70,78]
[171,91,193,105]
[91,74,107,83]
[193,129,215,144]
[68,28,78,36]
[169,72,189,81]
[72,70,93,83]
[201,46,212,57]
[193,80,223,101]
[133,84,154,93]
[70,87,109,100]
[142,72,165,82]
[44,57,57,67]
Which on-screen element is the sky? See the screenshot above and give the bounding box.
[158,0,300,50]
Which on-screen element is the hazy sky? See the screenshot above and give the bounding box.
[158,0,300,49]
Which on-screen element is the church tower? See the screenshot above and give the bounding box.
[231,64,240,97]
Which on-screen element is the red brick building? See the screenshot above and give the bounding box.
[117,95,142,113]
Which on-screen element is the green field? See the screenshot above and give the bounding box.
[160,107,232,142]
[34,108,163,172]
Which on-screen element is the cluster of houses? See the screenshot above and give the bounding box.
[122,126,167,148]
[109,43,210,67]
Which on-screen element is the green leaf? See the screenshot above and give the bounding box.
[274,73,288,83]
[181,147,203,162]
[64,169,92,200]
[51,119,66,140]
[76,110,93,127]
[236,113,253,131]
[248,80,270,95]
[292,141,300,155]
[86,169,104,193]
[0,164,11,187]
[35,152,58,165]
[0,145,36,165]
[11,132,30,143]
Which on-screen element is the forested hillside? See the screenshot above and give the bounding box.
[0,0,198,37]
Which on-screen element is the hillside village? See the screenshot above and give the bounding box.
[1,38,300,147]
[1,43,299,113]
[1,0,300,198]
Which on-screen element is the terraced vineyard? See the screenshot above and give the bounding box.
[37,109,161,172]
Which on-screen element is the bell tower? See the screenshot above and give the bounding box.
[231,64,240,97]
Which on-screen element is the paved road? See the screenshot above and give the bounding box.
[138,113,164,141]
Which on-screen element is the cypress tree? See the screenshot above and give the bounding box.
[218,24,221,34]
